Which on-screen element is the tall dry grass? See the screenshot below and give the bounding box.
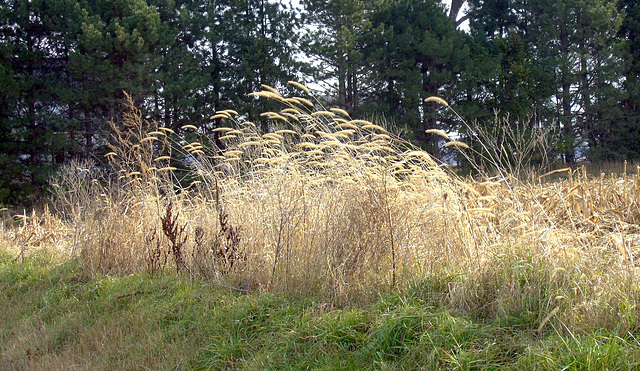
[4,86,640,332]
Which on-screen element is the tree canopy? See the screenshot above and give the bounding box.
[0,0,637,206]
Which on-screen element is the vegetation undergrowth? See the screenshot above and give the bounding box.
[3,84,640,368]
[2,253,640,370]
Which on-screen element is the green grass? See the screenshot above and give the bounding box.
[2,252,640,370]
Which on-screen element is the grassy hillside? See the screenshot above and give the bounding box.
[3,85,640,369]
[2,252,640,370]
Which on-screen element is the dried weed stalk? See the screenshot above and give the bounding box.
[161,200,189,275]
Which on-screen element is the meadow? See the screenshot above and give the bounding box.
[2,85,640,369]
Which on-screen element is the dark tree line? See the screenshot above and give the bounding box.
[0,0,638,206]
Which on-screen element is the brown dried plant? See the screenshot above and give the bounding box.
[28,85,640,328]
[160,200,189,275]
[145,226,167,274]
[212,179,242,276]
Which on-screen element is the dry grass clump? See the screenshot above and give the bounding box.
[41,87,485,301]
[1,206,71,261]
[3,87,640,330]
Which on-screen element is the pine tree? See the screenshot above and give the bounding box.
[467,0,625,163]
[148,0,211,132]
[616,0,640,159]
[0,0,78,205]
[300,0,370,111]
[69,0,162,154]
[221,0,304,129]
[364,0,471,157]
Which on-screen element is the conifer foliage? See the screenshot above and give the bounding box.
[0,0,637,206]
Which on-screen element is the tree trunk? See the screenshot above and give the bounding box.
[338,61,347,108]
[560,22,574,164]
[449,0,466,22]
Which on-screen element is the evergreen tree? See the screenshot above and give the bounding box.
[467,0,625,163]
[220,0,304,129]
[148,0,212,132]
[69,0,162,154]
[0,0,80,205]
[365,0,471,157]
[575,0,624,160]
[616,0,640,159]
[0,0,309,205]
[300,0,370,111]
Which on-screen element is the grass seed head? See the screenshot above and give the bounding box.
[424,96,450,107]
[287,80,311,93]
